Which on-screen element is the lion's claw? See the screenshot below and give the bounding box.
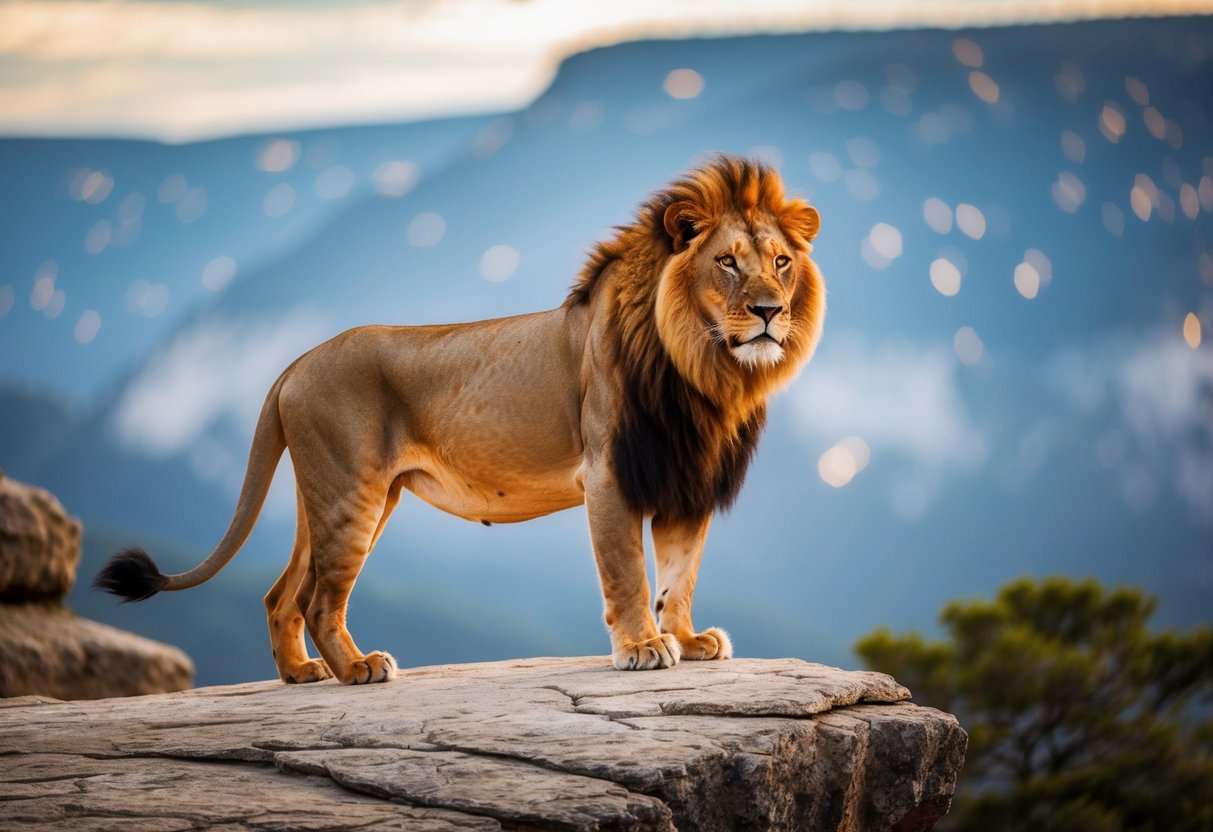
[612,634,681,670]
[340,651,398,685]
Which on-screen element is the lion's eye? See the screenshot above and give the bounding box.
[775,255,791,269]
[717,255,737,270]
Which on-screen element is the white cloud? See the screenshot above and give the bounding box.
[1,0,1207,140]
[110,312,328,481]
[1051,330,1213,520]
[792,332,986,470]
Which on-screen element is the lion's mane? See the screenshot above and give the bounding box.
[566,156,825,522]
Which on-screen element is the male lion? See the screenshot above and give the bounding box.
[96,155,825,685]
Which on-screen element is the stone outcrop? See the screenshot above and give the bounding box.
[0,470,193,699]
[0,468,81,600]
[0,603,193,699]
[0,657,967,830]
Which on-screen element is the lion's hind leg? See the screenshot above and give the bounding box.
[264,486,332,684]
[299,477,399,685]
[651,515,733,661]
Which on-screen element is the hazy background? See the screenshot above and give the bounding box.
[1,0,1211,686]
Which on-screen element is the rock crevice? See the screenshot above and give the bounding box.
[1,657,966,831]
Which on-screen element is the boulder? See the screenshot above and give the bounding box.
[0,468,81,600]
[0,603,193,699]
[0,657,967,830]
[0,471,194,699]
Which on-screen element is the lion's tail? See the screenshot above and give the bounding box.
[93,371,290,602]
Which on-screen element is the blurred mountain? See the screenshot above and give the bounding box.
[4,17,1213,684]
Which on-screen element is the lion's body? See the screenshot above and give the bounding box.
[96,156,825,685]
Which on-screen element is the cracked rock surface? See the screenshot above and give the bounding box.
[0,657,967,831]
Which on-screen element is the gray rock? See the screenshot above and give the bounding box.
[0,469,81,600]
[0,657,967,830]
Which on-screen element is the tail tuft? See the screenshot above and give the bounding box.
[92,547,169,602]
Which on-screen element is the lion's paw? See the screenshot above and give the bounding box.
[612,634,681,670]
[340,651,398,685]
[282,658,333,684]
[676,627,733,661]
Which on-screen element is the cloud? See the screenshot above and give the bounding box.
[788,332,986,518]
[2,0,1208,140]
[792,332,986,468]
[111,312,325,455]
[1051,330,1213,520]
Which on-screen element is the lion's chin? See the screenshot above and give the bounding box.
[730,337,785,369]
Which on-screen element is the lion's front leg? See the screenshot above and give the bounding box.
[651,514,733,661]
[584,466,680,670]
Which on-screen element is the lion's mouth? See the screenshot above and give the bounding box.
[729,332,782,348]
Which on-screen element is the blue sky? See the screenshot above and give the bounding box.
[2,0,1210,141]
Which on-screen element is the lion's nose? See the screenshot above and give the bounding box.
[748,305,782,324]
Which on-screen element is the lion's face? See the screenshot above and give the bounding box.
[657,206,822,379]
[689,212,805,369]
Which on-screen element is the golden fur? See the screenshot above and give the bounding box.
[96,156,826,683]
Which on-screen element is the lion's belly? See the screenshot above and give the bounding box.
[400,464,584,524]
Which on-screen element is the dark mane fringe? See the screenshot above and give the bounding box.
[612,347,766,521]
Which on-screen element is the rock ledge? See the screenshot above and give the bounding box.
[0,656,966,831]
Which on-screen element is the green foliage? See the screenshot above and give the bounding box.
[856,576,1213,831]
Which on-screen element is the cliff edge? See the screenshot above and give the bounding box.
[0,656,965,830]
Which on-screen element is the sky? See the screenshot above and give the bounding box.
[2,0,1211,141]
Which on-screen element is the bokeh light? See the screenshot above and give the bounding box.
[158,174,187,204]
[954,326,984,366]
[817,437,871,488]
[479,245,520,282]
[407,212,446,247]
[834,80,869,111]
[257,139,300,173]
[1100,102,1126,143]
[930,257,962,296]
[1061,130,1085,164]
[846,137,880,168]
[201,256,237,292]
[373,160,418,197]
[663,68,704,100]
[74,310,101,344]
[1052,172,1085,213]
[315,166,354,200]
[1183,313,1202,349]
[1125,75,1149,105]
[923,197,953,234]
[955,203,985,239]
[263,183,295,218]
[968,71,999,104]
[952,38,984,67]
[1014,261,1041,299]
[1054,62,1085,102]
[84,221,111,255]
[1102,201,1126,236]
[176,187,208,223]
[861,223,901,269]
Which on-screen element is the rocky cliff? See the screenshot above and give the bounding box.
[0,470,193,699]
[0,656,966,830]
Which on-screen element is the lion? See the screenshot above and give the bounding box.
[95,155,825,685]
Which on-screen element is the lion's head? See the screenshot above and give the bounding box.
[567,156,826,521]
[655,160,823,395]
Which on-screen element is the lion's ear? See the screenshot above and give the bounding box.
[781,201,820,244]
[663,200,708,252]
